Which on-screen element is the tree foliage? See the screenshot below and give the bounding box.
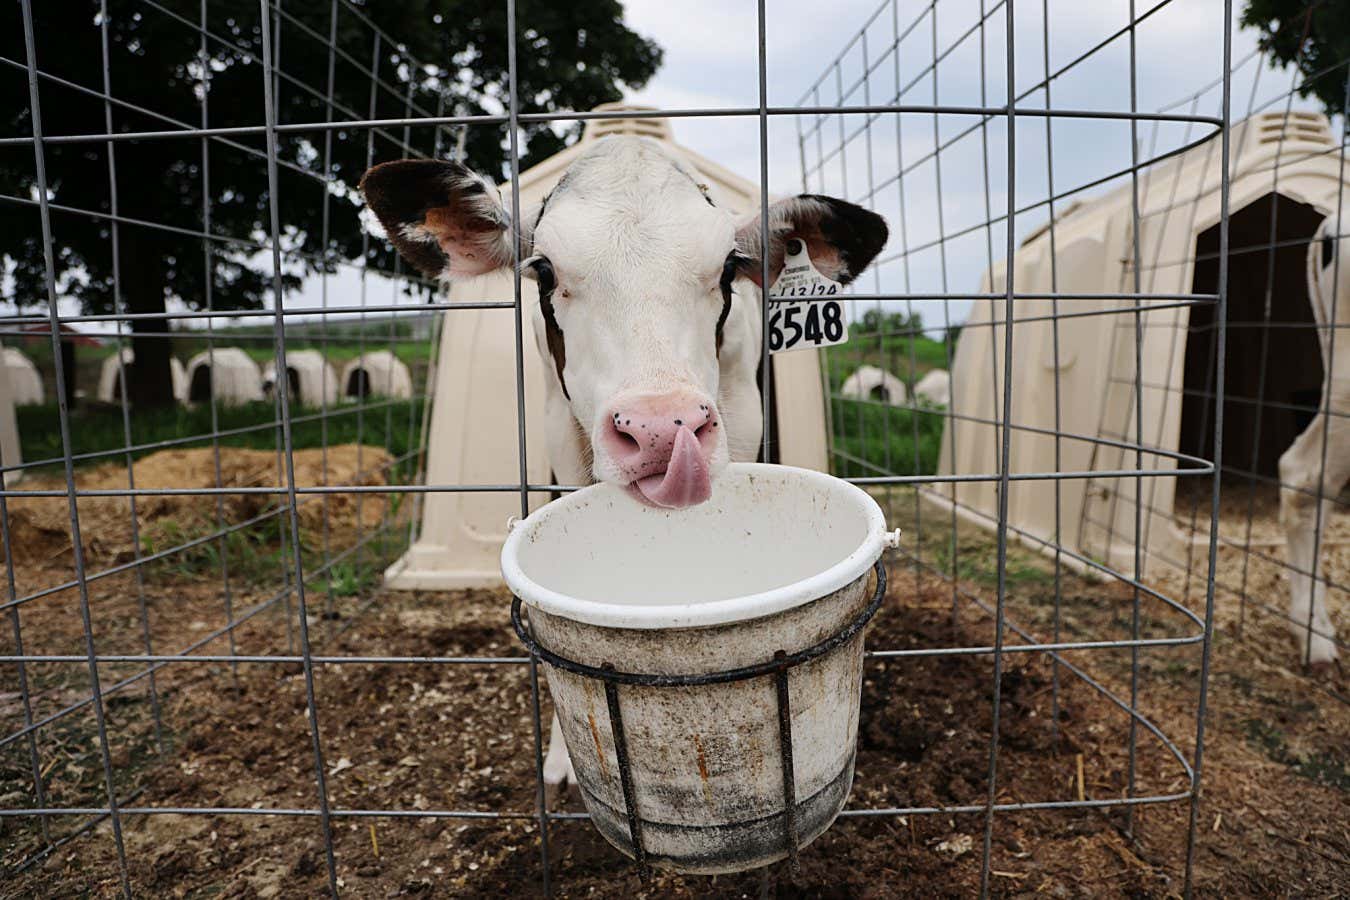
[0,1,660,404]
[1241,0,1350,119]
[857,307,924,337]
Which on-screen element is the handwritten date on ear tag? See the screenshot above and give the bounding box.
[767,240,848,353]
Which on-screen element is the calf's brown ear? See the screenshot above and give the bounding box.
[733,195,888,288]
[360,159,528,280]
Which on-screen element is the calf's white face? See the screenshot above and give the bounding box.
[361,137,887,508]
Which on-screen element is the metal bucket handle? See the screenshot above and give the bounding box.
[510,559,887,880]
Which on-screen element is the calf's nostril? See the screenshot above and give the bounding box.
[613,427,642,454]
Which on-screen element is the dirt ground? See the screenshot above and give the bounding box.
[2,469,1350,895]
[1,478,1348,897]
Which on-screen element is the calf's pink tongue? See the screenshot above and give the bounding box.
[634,425,711,509]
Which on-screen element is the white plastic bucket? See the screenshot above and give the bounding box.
[502,463,891,873]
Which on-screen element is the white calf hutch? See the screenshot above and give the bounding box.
[0,343,22,478]
[935,111,1349,578]
[340,350,412,400]
[263,349,338,407]
[913,368,950,407]
[2,347,43,405]
[840,365,907,406]
[97,348,187,404]
[184,347,265,407]
[386,105,832,590]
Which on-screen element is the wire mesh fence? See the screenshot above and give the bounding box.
[1,0,448,889]
[811,3,1347,692]
[796,2,1229,895]
[1,0,1345,896]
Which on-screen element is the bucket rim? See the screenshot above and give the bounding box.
[500,462,887,629]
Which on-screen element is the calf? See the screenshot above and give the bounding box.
[361,135,888,792]
[1278,209,1349,670]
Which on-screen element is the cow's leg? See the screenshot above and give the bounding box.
[1277,409,1349,667]
[540,389,587,803]
[542,712,575,806]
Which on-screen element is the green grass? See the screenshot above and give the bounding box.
[140,508,410,590]
[327,559,384,597]
[930,537,1057,590]
[141,515,288,584]
[828,398,945,477]
[820,328,953,478]
[17,399,424,473]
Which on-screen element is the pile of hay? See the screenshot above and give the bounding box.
[3,444,393,568]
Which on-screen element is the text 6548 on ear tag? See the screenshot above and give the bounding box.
[767,240,849,354]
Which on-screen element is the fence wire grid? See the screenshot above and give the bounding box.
[0,0,1345,896]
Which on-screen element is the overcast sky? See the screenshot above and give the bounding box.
[6,0,1327,333]
[367,0,1303,331]
[618,0,1306,330]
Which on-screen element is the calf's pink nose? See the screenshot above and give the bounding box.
[601,396,720,508]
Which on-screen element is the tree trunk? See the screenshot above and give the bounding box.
[120,232,175,409]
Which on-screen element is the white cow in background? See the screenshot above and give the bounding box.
[361,135,888,797]
[1278,209,1349,670]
